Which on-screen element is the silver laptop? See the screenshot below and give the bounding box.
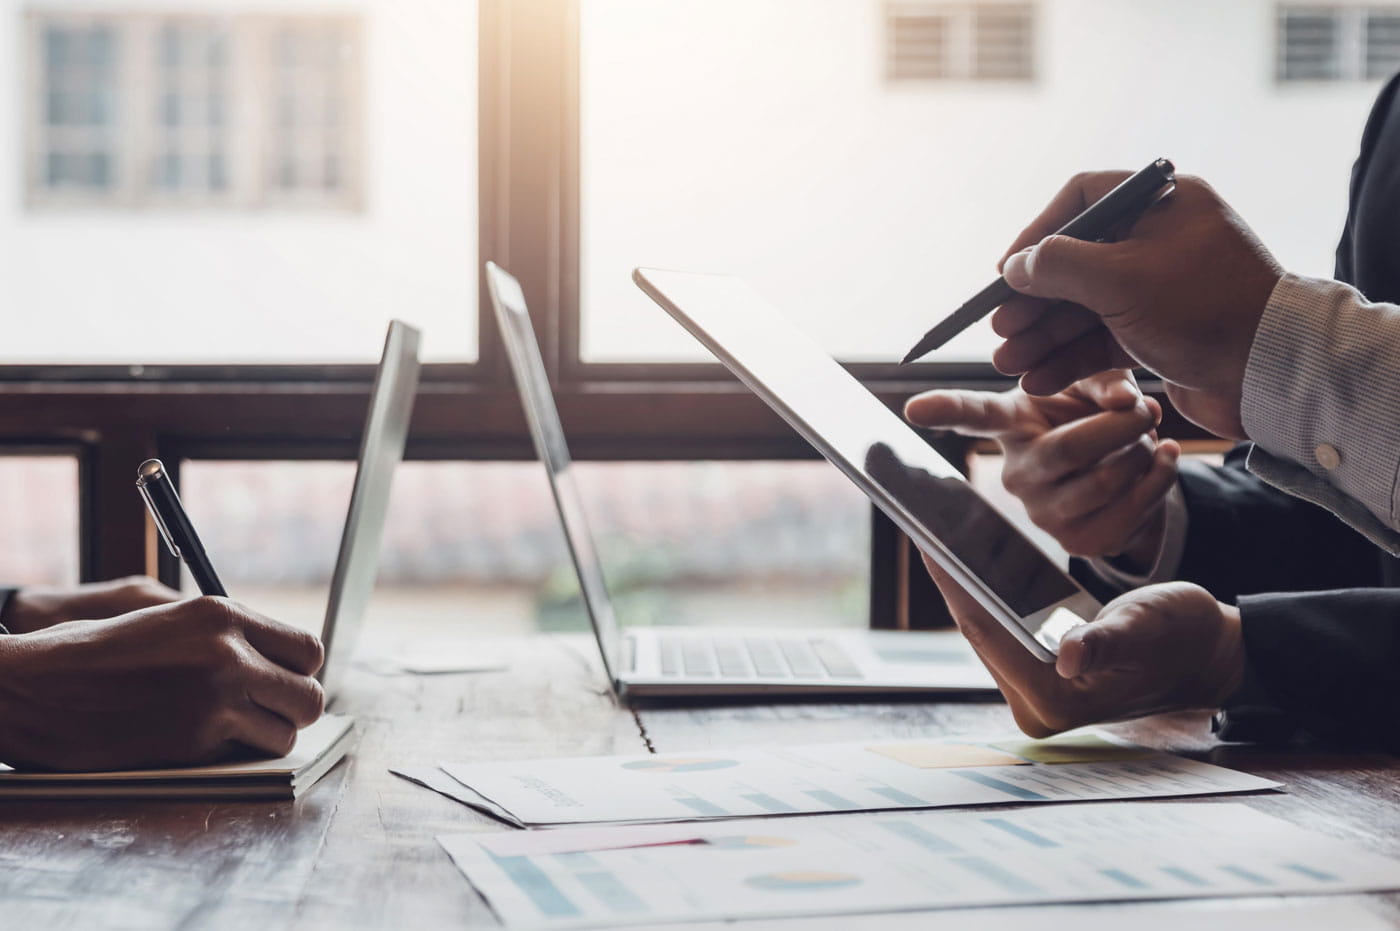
[318,319,422,700]
[485,262,996,697]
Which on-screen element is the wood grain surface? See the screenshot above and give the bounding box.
[1,635,1397,928]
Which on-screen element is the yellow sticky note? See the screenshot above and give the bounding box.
[866,743,1028,769]
[991,732,1154,764]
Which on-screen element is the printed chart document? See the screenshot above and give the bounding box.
[402,730,1278,827]
[439,802,1400,928]
[0,714,355,800]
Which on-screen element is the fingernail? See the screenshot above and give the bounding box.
[1073,638,1093,676]
[1003,251,1032,290]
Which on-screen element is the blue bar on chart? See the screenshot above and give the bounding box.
[576,871,649,915]
[675,797,729,817]
[880,820,960,854]
[1220,864,1276,887]
[951,856,1044,895]
[983,817,1059,848]
[869,786,925,807]
[952,771,1049,801]
[741,792,797,814]
[490,855,582,918]
[1101,868,1149,889]
[804,790,861,810]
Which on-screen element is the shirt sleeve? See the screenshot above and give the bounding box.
[1081,480,1190,592]
[1240,273,1400,555]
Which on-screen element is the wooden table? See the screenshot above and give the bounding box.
[3,634,1400,928]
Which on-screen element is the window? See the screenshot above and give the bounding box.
[177,461,870,641]
[33,19,120,197]
[0,455,81,586]
[151,20,233,198]
[886,3,1035,82]
[15,5,475,364]
[267,19,361,205]
[1277,4,1400,81]
[27,11,361,208]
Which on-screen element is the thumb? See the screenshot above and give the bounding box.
[1072,369,1143,412]
[1002,235,1129,311]
[1054,599,1161,679]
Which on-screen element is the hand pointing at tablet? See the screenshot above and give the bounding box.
[905,370,1178,569]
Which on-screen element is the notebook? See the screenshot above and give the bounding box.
[0,714,355,800]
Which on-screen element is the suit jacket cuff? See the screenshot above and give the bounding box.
[1232,590,1400,749]
[1082,481,1188,592]
[1241,273,1400,537]
[0,587,17,635]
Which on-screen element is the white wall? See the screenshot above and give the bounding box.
[0,0,478,363]
[581,0,1387,361]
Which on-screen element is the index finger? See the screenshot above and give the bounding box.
[903,389,1034,440]
[231,603,325,676]
[998,171,1133,268]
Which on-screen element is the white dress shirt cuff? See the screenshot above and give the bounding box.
[1083,480,1188,591]
[1240,273,1400,550]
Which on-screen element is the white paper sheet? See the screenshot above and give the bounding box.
[667,900,1393,931]
[439,802,1400,928]
[431,729,1279,827]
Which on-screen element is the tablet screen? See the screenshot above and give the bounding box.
[635,269,1083,624]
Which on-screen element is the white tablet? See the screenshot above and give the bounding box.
[634,268,1100,663]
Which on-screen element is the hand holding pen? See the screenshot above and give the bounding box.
[972,171,1284,440]
[902,158,1177,364]
[136,459,228,597]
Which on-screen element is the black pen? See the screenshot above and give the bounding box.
[900,157,1177,364]
[136,458,228,597]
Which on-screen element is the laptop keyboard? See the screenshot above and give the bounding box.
[657,635,863,680]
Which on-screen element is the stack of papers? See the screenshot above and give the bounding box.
[0,714,355,800]
[397,729,1279,827]
[440,802,1400,928]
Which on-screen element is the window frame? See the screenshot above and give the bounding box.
[2,0,1209,629]
[1275,2,1400,83]
[25,9,364,211]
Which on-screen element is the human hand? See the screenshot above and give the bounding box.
[990,173,1283,439]
[905,370,1178,568]
[1,576,181,634]
[0,598,324,771]
[922,554,1243,736]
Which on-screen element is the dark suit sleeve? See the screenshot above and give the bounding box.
[1172,447,1389,604]
[0,587,16,635]
[1235,589,1400,751]
[1069,447,1389,604]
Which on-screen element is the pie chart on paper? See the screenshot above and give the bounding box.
[745,871,863,892]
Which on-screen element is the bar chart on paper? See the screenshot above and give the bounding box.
[403,730,1279,826]
[439,803,1400,928]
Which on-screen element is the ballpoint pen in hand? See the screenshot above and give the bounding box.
[136,458,228,597]
[900,157,1177,364]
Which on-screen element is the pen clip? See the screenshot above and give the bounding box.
[136,480,182,559]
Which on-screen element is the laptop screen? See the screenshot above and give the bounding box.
[319,320,422,697]
[486,264,624,684]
